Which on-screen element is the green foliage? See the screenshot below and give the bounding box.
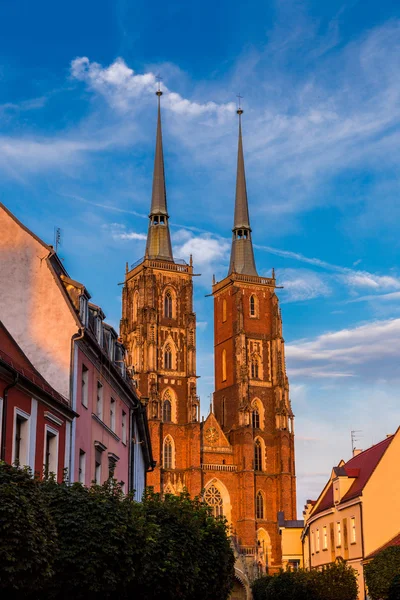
[389,574,400,600]
[365,546,400,600]
[252,575,273,600]
[0,462,57,598]
[252,559,357,600]
[132,489,235,600]
[41,478,148,600]
[0,465,234,600]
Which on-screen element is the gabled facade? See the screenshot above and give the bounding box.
[0,203,153,496]
[302,429,400,599]
[121,93,298,599]
[0,321,75,481]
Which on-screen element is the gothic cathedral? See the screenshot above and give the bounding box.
[121,89,297,595]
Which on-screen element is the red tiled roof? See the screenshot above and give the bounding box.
[0,323,69,407]
[365,532,400,561]
[312,435,394,516]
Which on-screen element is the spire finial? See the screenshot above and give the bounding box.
[156,74,163,97]
[236,93,244,116]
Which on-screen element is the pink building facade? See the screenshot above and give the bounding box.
[0,203,153,496]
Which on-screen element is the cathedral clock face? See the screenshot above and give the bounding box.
[205,427,219,444]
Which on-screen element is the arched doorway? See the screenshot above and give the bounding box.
[230,576,247,600]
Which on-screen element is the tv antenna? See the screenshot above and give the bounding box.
[54,227,62,253]
[351,430,363,454]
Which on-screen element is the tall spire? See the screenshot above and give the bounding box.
[145,84,173,261]
[228,105,258,276]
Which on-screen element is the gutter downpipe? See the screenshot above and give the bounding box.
[69,328,85,483]
[1,372,19,462]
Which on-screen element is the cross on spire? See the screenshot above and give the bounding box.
[156,74,163,96]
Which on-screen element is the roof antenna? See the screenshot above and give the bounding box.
[54,227,62,254]
[351,430,363,455]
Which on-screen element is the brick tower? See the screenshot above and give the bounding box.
[120,89,201,493]
[212,106,297,571]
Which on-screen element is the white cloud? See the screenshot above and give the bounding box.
[71,57,236,117]
[174,231,230,266]
[286,318,400,380]
[277,268,331,302]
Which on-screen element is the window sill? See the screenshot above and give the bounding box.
[81,403,88,410]
[91,413,121,442]
[322,548,328,552]
[350,542,357,546]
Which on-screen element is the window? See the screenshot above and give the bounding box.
[323,526,328,550]
[44,428,58,478]
[204,485,223,518]
[256,491,264,519]
[252,409,260,429]
[162,399,171,422]
[164,345,172,370]
[121,411,127,445]
[110,398,116,432]
[79,450,86,484]
[250,294,256,316]
[79,295,88,324]
[222,349,227,382]
[96,381,103,420]
[222,299,227,322]
[94,446,104,485]
[351,517,356,544]
[133,291,139,322]
[254,439,263,471]
[81,364,88,408]
[251,357,259,379]
[164,291,173,318]
[337,522,342,546]
[163,437,173,469]
[108,456,117,479]
[13,413,29,467]
[316,529,320,552]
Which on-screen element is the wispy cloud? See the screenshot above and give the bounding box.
[71,57,236,117]
[287,318,400,380]
[277,268,332,302]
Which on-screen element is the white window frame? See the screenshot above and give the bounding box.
[96,381,103,420]
[121,411,127,445]
[323,526,328,550]
[43,424,59,479]
[351,517,356,544]
[12,407,31,468]
[81,364,89,408]
[79,449,86,485]
[337,521,342,547]
[316,528,320,552]
[110,398,116,432]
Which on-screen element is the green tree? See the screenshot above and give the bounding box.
[41,478,148,600]
[314,559,358,600]
[389,574,400,600]
[0,462,57,598]
[133,489,235,600]
[252,575,273,600]
[365,547,400,600]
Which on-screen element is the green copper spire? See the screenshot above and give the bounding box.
[228,107,258,276]
[145,87,173,261]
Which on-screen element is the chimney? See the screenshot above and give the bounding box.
[353,448,362,457]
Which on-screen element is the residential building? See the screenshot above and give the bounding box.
[301,429,400,599]
[120,90,297,599]
[0,321,75,481]
[0,204,153,496]
[278,512,304,571]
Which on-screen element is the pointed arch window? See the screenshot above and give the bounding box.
[256,491,264,519]
[164,290,173,319]
[252,409,260,429]
[254,439,263,471]
[163,436,174,469]
[251,357,260,379]
[164,345,172,370]
[204,484,223,518]
[222,349,227,382]
[162,399,171,422]
[250,294,256,316]
[222,299,227,322]
[133,290,139,322]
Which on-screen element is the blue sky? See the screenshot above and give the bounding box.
[2,0,400,511]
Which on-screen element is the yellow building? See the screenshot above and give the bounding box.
[301,428,400,599]
[278,512,304,571]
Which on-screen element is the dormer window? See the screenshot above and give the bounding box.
[79,295,88,325]
[95,317,102,345]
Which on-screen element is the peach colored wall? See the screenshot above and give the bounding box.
[0,208,78,398]
[281,527,303,568]
[362,431,400,557]
[74,347,130,487]
[305,505,364,598]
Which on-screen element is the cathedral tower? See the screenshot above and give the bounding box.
[121,89,201,493]
[212,107,297,570]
